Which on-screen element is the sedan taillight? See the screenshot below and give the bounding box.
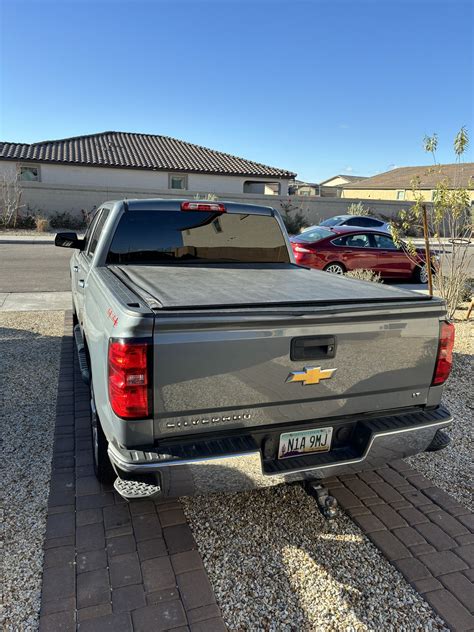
[432,322,455,385]
[108,340,151,418]
[293,245,313,253]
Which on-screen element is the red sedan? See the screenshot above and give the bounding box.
[290,226,431,282]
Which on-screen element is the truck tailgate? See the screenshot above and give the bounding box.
[150,301,444,438]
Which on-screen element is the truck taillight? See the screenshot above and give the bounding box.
[432,321,455,386]
[108,340,151,418]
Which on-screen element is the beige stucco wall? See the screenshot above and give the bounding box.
[0,160,289,200]
[341,187,474,202]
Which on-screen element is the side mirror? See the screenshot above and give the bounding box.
[55,232,84,249]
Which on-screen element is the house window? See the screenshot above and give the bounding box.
[168,174,188,190]
[243,181,281,195]
[396,190,405,200]
[20,165,40,181]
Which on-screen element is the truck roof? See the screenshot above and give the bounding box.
[107,198,276,216]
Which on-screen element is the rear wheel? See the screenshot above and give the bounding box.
[90,382,115,484]
[412,264,428,284]
[324,262,346,275]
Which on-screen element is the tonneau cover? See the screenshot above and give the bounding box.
[112,263,429,309]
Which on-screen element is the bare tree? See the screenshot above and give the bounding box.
[0,164,24,227]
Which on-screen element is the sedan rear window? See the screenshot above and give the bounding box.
[320,216,345,227]
[106,210,290,264]
[296,227,333,243]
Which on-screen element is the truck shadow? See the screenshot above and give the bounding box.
[181,482,406,630]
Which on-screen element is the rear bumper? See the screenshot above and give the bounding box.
[108,406,452,497]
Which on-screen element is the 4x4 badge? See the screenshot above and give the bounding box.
[287,366,337,386]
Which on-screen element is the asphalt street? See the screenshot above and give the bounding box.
[0,243,72,292]
[0,241,472,294]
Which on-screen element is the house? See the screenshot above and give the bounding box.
[289,180,320,196]
[340,163,474,202]
[289,174,367,197]
[0,131,296,215]
[319,174,367,188]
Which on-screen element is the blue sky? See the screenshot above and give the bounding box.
[1,0,472,181]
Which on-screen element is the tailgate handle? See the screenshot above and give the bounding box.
[291,336,336,361]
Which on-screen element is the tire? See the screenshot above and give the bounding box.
[324,262,346,275]
[412,264,428,284]
[72,304,78,326]
[90,382,116,484]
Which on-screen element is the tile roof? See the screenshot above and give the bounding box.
[342,163,474,189]
[0,131,296,178]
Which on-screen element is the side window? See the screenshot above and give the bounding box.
[344,217,362,226]
[87,209,110,257]
[345,233,371,248]
[331,236,347,246]
[82,210,101,254]
[362,218,382,227]
[373,234,397,250]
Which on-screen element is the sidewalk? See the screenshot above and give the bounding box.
[0,292,72,311]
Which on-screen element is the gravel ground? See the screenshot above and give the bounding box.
[408,319,473,511]
[183,485,447,631]
[183,318,473,631]
[1,311,64,631]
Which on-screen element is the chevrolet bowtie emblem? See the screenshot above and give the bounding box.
[286,366,337,386]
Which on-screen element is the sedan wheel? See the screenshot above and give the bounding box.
[325,263,345,275]
[420,264,428,284]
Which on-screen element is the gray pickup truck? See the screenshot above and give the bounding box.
[55,199,454,500]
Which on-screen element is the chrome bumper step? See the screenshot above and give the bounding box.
[108,406,452,498]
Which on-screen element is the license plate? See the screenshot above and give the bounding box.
[278,427,333,459]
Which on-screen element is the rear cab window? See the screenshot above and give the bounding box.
[106,210,291,264]
[87,209,110,257]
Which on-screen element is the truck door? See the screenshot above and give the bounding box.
[75,208,109,324]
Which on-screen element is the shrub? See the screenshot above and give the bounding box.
[346,201,372,216]
[49,211,87,230]
[460,279,473,303]
[345,269,382,283]
[380,211,424,237]
[35,216,49,232]
[1,212,37,229]
[193,193,218,201]
[280,200,309,235]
